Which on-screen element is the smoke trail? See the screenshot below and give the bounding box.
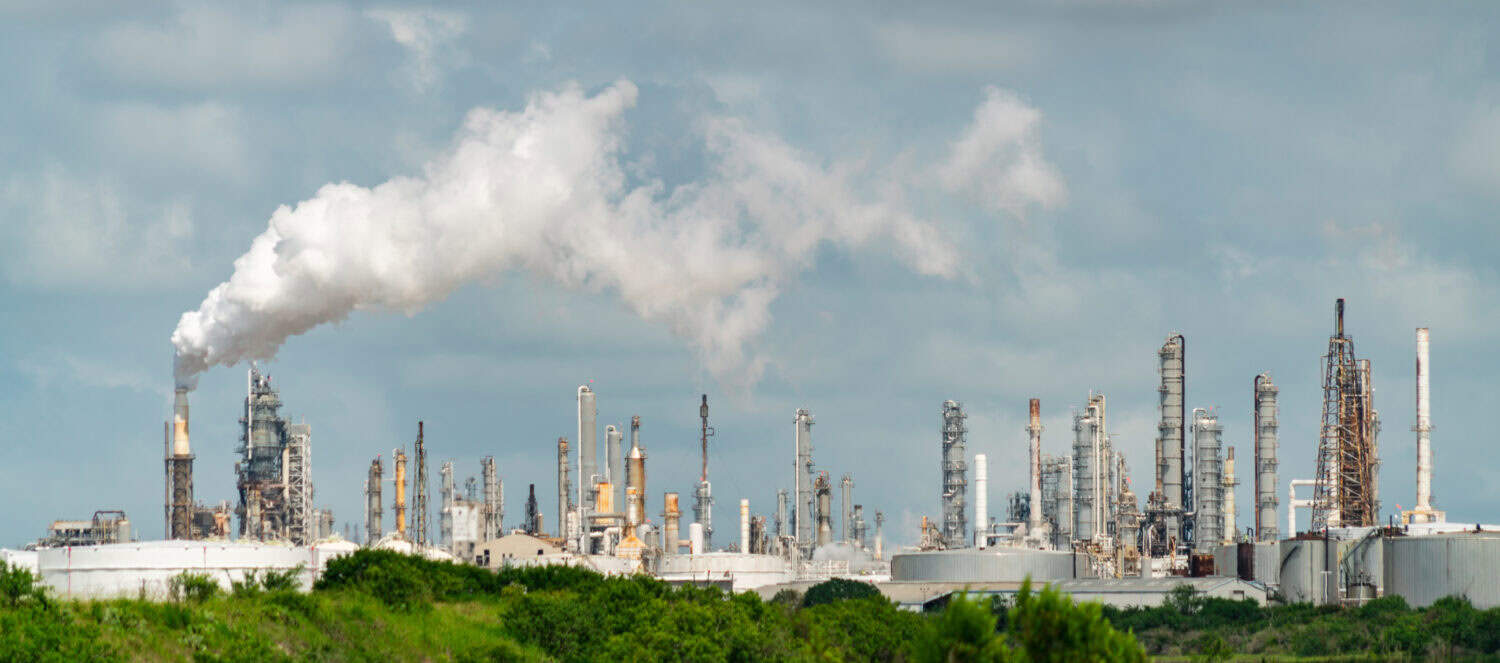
[171,80,968,388]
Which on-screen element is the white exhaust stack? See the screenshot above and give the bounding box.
[1409,327,1443,524]
[1027,399,1044,538]
[974,454,988,549]
[740,499,750,553]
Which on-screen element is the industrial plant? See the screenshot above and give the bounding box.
[6,298,1499,611]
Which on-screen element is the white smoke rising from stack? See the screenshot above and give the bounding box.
[171,80,1058,388]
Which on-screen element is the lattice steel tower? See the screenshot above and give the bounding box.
[1312,299,1381,530]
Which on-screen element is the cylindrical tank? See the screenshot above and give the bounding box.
[577,386,597,511]
[891,548,1076,582]
[1384,533,1500,608]
[689,523,705,555]
[815,473,833,547]
[975,454,988,549]
[1279,538,1330,604]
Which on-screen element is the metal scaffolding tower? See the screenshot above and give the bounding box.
[482,456,501,541]
[412,422,429,546]
[940,400,968,548]
[285,423,311,545]
[1312,299,1381,530]
[695,395,715,551]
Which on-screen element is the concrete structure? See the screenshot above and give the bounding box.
[475,533,564,568]
[890,548,1077,583]
[657,553,792,592]
[758,576,1267,612]
[37,541,357,600]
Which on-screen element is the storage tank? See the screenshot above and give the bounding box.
[1279,538,1331,604]
[891,548,1076,582]
[1384,533,1500,608]
[38,541,356,600]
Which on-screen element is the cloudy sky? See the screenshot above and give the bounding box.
[2,1,1497,548]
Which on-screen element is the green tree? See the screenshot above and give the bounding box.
[1006,579,1147,663]
[0,562,45,608]
[801,577,881,607]
[915,592,1011,663]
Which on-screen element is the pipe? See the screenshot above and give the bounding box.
[606,424,622,514]
[556,437,569,539]
[1224,446,1236,545]
[1289,479,1316,535]
[975,454,988,549]
[663,492,681,555]
[1414,327,1434,521]
[394,447,408,539]
[740,499,750,553]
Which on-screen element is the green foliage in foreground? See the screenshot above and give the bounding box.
[0,553,1147,662]
[1102,585,1500,659]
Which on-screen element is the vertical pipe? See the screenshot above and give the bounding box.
[1224,446,1236,545]
[794,409,815,550]
[393,448,407,539]
[740,499,750,553]
[1254,373,1281,542]
[689,522,704,555]
[1414,327,1433,519]
[664,492,681,555]
[840,474,853,544]
[874,511,885,560]
[556,437,569,539]
[975,454,988,549]
[1028,399,1043,536]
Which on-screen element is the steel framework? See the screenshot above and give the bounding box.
[1312,299,1380,530]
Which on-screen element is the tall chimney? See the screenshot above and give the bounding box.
[556,436,570,538]
[167,387,194,539]
[606,425,623,513]
[577,386,597,512]
[1224,446,1237,545]
[740,498,750,553]
[1413,327,1438,523]
[393,447,408,539]
[974,454,988,549]
[663,492,681,555]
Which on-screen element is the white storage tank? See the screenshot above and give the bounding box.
[891,548,1075,583]
[39,540,357,600]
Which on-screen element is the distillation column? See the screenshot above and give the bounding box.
[794,409,815,551]
[1027,399,1045,543]
[482,456,500,541]
[815,472,833,547]
[556,437,569,539]
[1158,334,1186,550]
[606,425,622,515]
[1254,374,1280,541]
[1192,409,1223,552]
[393,447,408,539]
[577,386,597,513]
[840,474,853,544]
[940,401,969,548]
[366,457,383,542]
[975,454,988,549]
[1072,407,1098,542]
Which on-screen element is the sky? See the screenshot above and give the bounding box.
[1,1,1498,549]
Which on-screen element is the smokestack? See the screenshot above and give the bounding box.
[167,387,194,540]
[974,454,988,549]
[577,386,597,512]
[393,447,408,539]
[689,522,704,555]
[874,511,885,560]
[1336,298,1345,338]
[1413,327,1439,523]
[740,499,750,553]
[1028,399,1043,537]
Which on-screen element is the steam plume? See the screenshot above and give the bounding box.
[173,80,1044,388]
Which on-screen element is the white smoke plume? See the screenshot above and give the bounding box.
[173,80,1055,389]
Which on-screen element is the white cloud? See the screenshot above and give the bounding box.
[98,101,249,179]
[365,7,467,92]
[939,86,1066,219]
[1,166,194,290]
[95,3,358,89]
[873,22,1039,73]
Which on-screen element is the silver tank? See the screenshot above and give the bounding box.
[1384,533,1500,608]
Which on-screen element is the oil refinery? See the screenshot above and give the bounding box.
[6,297,1499,610]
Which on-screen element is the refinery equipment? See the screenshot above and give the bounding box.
[413,422,430,546]
[523,484,542,535]
[775,489,788,544]
[440,461,454,549]
[840,474,853,545]
[556,437,570,538]
[1040,454,1073,547]
[1223,447,1238,544]
[1191,409,1223,552]
[236,366,317,544]
[695,395,715,551]
[1026,399,1048,546]
[1312,299,1381,529]
[814,472,833,547]
[974,454,988,548]
[1254,373,1280,541]
[578,386,598,514]
[794,408,815,552]
[41,511,132,547]
[851,505,867,549]
[1149,334,1187,553]
[606,425,623,515]
[1073,405,1099,542]
[1405,328,1444,524]
[940,400,968,548]
[874,511,885,560]
[618,419,648,558]
[165,388,194,539]
[393,446,408,538]
[662,492,682,554]
[366,457,383,542]
[482,456,501,541]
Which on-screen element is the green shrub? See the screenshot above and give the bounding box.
[0,562,46,608]
[1006,579,1147,663]
[914,592,1009,663]
[168,572,220,604]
